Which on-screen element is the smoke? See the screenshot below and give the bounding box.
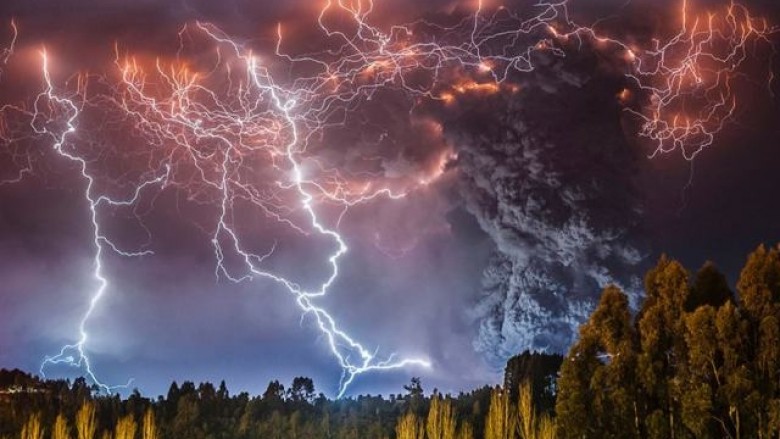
[438,47,646,365]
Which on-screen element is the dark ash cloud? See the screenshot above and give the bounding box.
[435,46,646,364]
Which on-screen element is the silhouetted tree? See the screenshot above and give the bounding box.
[503,351,562,412]
[686,261,733,311]
[287,377,315,403]
[263,381,285,402]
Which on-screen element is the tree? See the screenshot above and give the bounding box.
[263,380,285,401]
[715,300,758,438]
[287,377,315,403]
[556,335,599,438]
[556,285,639,438]
[637,256,690,439]
[456,421,474,439]
[687,262,733,311]
[76,402,97,439]
[395,412,423,439]
[403,378,424,399]
[217,380,229,400]
[484,387,515,439]
[20,414,43,439]
[736,244,780,436]
[141,408,158,439]
[427,393,456,439]
[503,351,562,412]
[680,305,719,438]
[52,413,72,439]
[588,286,639,437]
[113,415,136,439]
[518,380,556,439]
[737,245,780,321]
[172,394,199,439]
[404,377,425,414]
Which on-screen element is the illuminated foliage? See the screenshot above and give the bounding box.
[141,408,157,439]
[52,414,71,439]
[76,402,96,439]
[113,415,136,439]
[484,387,515,439]
[556,285,639,438]
[395,412,423,439]
[426,394,456,439]
[20,414,43,439]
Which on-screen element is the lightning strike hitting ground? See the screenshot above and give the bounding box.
[0,0,775,396]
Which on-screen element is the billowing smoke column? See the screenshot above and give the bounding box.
[439,48,645,363]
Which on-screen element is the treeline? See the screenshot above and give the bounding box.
[0,369,557,439]
[2,244,780,438]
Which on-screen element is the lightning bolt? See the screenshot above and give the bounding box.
[0,19,15,74]
[35,50,171,392]
[0,0,774,397]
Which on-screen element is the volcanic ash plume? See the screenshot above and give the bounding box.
[442,51,645,365]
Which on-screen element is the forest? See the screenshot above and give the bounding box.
[2,244,780,439]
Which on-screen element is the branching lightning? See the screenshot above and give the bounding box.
[34,51,170,392]
[0,0,775,397]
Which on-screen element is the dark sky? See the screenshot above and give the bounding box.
[0,0,779,398]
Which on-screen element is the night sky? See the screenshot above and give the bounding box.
[1,0,779,398]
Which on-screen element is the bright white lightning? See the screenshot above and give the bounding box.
[35,51,171,393]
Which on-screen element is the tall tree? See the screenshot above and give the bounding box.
[556,285,639,438]
[681,305,720,438]
[172,394,199,439]
[141,408,158,439]
[287,377,315,403]
[113,415,136,439]
[427,394,456,439]
[517,380,556,439]
[637,256,690,439]
[217,380,229,400]
[52,413,72,439]
[20,414,43,439]
[715,301,756,439]
[484,387,515,439]
[456,421,474,439]
[736,244,780,437]
[404,378,425,414]
[76,402,97,439]
[503,352,562,412]
[395,412,423,439]
[263,381,285,401]
[556,334,599,438]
